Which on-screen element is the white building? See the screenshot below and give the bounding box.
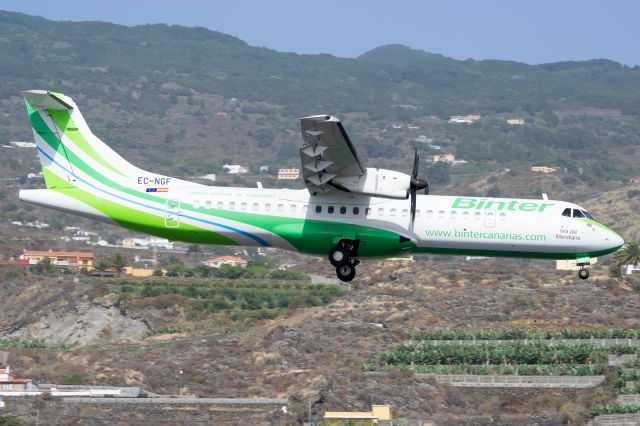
[203,256,248,268]
[448,116,473,124]
[222,164,248,174]
[625,265,640,275]
[556,258,598,271]
[10,141,36,148]
[277,168,300,180]
[121,237,173,250]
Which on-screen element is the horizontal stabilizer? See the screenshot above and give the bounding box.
[22,90,72,111]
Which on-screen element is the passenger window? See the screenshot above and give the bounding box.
[229,202,235,210]
[205,201,212,209]
[265,203,271,212]
[499,213,507,221]
[426,210,434,218]
[277,204,284,212]
[463,211,469,220]
[303,204,308,213]
[438,210,445,218]
[562,208,571,217]
[402,209,408,217]
[315,205,322,213]
[573,209,585,218]
[252,203,259,211]
[240,202,247,211]
[339,206,346,214]
[216,201,223,209]
[390,208,396,217]
[415,210,420,217]
[328,206,334,214]
[365,207,371,216]
[474,212,481,220]
[193,200,201,209]
[377,208,384,216]
[450,211,457,219]
[582,210,595,220]
[290,204,297,213]
[353,207,359,215]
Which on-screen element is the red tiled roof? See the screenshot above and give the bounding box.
[1,379,33,383]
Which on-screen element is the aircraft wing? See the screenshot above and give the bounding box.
[299,115,366,193]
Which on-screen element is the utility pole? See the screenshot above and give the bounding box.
[178,369,183,396]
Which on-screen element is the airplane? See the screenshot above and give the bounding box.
[18,90,624,282]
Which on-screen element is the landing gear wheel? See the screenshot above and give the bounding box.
[336,264,356,282]
[578,267,589,280]
[329,246,349,267]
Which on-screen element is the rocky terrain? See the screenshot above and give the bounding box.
[0,253,637,424]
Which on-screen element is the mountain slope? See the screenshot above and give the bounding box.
[0,10,639,190]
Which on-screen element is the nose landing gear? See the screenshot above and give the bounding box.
[329,239,360,282]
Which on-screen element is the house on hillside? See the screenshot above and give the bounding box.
[507,118,525,125]
[324,405,392,424]
[430,153,455,163]
[19,250,94,271]
[203,256,248,268]
[629,178,640,184]
[466,114,481,122]
[625,264,640,275]
[0,366,38,390]
[448,116,473,124]
[121,237,173,250]
[531,166,557,174]
[222,164,248,174]
[277,168,300,180]
[556,258,598,271]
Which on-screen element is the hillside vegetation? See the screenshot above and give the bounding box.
[0,10,639,187]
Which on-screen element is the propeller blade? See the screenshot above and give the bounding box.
[410,186,416,230]
[412,147,419,178]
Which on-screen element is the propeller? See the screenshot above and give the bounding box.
[409,147,429,230]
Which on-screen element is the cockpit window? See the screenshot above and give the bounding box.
[562,208,571,217]
[572,209,585,218]
[581,210,595,220]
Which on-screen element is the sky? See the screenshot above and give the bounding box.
[2,0,639,66]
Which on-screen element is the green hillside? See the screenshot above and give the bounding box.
[0,10,639,186]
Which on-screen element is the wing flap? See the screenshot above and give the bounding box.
[299,115,366,193]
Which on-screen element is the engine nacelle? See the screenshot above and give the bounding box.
[332,168,411,199]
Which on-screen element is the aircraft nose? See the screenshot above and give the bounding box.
[613,234,624,250]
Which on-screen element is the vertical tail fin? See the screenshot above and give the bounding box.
[22,90,140,189]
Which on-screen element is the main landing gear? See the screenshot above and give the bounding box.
[578,267,590,280]
[329,239,360,282]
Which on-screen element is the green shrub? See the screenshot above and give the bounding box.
[62,373,83,385]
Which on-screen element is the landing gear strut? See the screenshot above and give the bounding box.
[578,267,589,280]
[329,240,359,282]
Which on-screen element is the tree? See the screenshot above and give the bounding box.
[97,253,128,276]
[487,185,501,198]
[614,241,640,276]
[186,244,202,258]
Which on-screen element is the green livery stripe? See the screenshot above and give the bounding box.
[412,245,621,259]
[42,168,236,245]
[30,105,414,255]
[31,98,619,260]
[47,109,126,177]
